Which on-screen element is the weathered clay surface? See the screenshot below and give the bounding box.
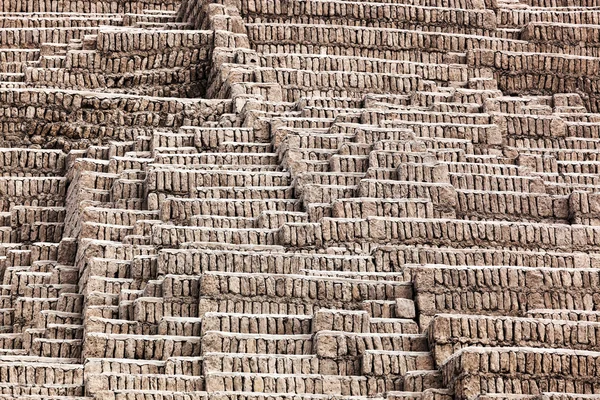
[0,0,595,399]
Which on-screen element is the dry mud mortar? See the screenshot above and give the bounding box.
[0,0,597,399]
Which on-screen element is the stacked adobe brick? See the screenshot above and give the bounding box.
[0,0,597,399]
[0,1,228,399]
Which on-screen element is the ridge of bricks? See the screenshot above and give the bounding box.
[0,0,596,399]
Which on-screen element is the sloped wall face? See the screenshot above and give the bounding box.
[0,1,597,400]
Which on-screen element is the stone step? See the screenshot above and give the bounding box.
[31,338,82,358]
[202,353,346,375]
[86,372,205,394]
[204,371,398,396]
[84,332,202,360]
[201,331,313,355]
[162,198,302,220]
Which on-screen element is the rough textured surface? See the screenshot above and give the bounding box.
[0,0,595,399]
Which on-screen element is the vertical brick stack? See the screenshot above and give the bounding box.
[0,0,596,399]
